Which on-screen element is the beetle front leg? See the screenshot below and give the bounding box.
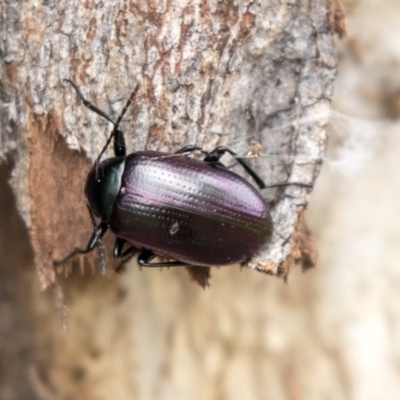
[53,222,108,266]
[138,249,187,267]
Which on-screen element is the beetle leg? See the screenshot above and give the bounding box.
[174,145,208,156]
[137,249,187,267]
[204,146,267,189]
[113,238,137,259]
[205,148,313,190]
[112,238,138,273]
[53,222,108,266]
[113,237,126,258]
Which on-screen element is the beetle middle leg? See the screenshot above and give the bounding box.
[112,238,138,273]
[138,249,187,268]
[113,238,138,259]
[203,146,313,191]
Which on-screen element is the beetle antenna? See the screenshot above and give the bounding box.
[63,79,139,169]
[63,79,117,125]
[263,182,313,189]
[94,84,140,167]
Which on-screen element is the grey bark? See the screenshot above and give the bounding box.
[0,0,337,398]
[1,0,335,286]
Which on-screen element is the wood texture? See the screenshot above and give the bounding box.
[0,1,337,398]
[1,0,335,288]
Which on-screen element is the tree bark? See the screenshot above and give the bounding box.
[0,0,336,398]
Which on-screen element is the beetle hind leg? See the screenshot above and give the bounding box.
[174,145,207,155]
[138,249,187,268]
[204,146,267,189]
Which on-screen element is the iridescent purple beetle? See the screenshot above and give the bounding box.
[55,81,310,273]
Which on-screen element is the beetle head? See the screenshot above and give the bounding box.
[85,157,125,222]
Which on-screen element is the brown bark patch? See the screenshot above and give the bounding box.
[328,0,348,38]
[281,213,319,278]
[28,110,92,289]
[186,266,211,289]
[5,63,18,85]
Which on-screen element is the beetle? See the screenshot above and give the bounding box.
[54,80,311,273]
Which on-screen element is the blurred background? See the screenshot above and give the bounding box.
[1,0,400,399]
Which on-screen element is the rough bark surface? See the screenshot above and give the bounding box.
[0,1,337,399]
[1,0,335,288]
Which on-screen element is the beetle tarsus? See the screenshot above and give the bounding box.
[112,238,137,273]
[174,145,208,156]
